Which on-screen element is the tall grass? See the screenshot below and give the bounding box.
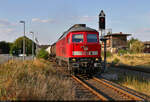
[0,59,74,100]
[107,53,150,67]
[116,75,150,96]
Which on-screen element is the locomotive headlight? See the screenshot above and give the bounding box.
[72,58,76,62]
[95,58,99,61]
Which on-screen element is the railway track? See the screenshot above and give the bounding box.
[50,59,147,101]
[96,76,150,100]
[72,75,144,101]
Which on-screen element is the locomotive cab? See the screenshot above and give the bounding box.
[55,24,103,75]
[69,31,102,75]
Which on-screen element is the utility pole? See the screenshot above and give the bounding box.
[20,21,26,61]
[30,31,34,59]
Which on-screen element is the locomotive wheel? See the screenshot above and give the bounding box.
[78,68,81,74]
[70,69,74,75]
[87,68,92,76]
[72,68,77,76]
[76,68,79,74]
[95,67,101,75]
[56,59,58,64]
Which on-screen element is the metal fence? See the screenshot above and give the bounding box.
[0,54,33,64]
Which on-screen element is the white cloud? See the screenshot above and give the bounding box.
[0,19,17,27]
[0,19,11,27]
[0,28,14,34]
[32,18,54,23]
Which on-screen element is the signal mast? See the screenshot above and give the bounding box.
[99,10,108,72]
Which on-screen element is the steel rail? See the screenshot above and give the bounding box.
[72,75,108,101]
[101,78,150,100]
[93,77,144,101]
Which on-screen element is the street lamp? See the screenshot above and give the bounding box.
[20,20,25,61]
[30,31,34,59]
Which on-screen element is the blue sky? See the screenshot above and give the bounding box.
[0,0,150,44]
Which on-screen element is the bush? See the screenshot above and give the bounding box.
[36,48,49,60]
[118,49,128,56]
[101,51,112,58]
[130,40,144,53]
[10,36,36,56]
[112,58,120,64]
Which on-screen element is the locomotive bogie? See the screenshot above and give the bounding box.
[68,57,102,75]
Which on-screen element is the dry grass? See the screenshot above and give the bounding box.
[116,75,150,96]
[107,53,150,67]
[107,53,150,96]
[0,59,74,101]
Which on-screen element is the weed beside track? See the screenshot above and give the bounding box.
[0,59,74,101]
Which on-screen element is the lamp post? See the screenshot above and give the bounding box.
[30,31,34,59]
[20,21,25,61]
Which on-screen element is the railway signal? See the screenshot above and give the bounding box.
[99,10,105,30]
[99,10,107,72]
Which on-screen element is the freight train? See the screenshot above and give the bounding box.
[49,24,103,75]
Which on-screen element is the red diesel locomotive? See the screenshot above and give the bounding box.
[50,24,103,75]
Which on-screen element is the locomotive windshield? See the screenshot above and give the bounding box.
[72,34,83,43]
[87,34,98,42]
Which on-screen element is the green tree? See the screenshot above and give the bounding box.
[10,36,36,56]
[0,41,12,54]
[130,40,144,53]
[36,48,49,60]
[127,37,139,48]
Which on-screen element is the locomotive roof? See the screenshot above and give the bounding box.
[58,24,98,40]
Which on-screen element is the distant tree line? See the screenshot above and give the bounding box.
[0,36,36,56]
[0,41,13,54]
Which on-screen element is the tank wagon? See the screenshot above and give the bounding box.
[50,24,103,75]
